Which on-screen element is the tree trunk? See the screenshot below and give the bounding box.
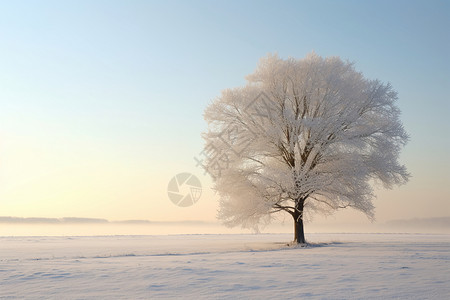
[293,214,306,244]
[293,199,306,244]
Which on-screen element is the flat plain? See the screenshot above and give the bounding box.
[1,233,449,299]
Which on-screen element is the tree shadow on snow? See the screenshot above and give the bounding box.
[283,241,345,249]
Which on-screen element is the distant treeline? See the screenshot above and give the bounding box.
[0,217,109,224]
[0,217,211,225]
[0,217,148,224]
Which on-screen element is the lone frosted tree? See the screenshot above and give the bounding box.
[202,53,409,244]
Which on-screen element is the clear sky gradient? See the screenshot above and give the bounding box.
[0,0,449,227]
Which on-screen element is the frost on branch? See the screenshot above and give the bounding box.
[203,53,409,235]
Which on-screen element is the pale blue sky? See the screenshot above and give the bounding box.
[0,0,448,223]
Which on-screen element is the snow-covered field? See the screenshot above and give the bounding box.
[1,233,449,299]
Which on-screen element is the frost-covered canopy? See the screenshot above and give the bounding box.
[203,53,409,230]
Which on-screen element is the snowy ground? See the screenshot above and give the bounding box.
[1,233,449,299]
